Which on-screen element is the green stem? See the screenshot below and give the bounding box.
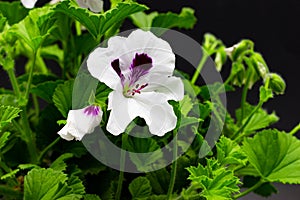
[38,137,60,163]
[167,131,178,199]
[75,21,82,36]
[25,51,37,99]
[290,123,300,136]
[234,179,264,199]
[240,70,253,124]
[191,51,209,85]
[7,68,21,98]
[32,94,39,118]
[115,134,126,200]
[20,109,38,164]
[233,101,263,141]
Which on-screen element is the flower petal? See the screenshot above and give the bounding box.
[106,91,134,135]
[58,106,103,141]
[125,30,175,75]
[21,0,38,8]
[142,74,184,101]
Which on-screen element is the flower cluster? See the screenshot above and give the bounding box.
[58,30,183,140]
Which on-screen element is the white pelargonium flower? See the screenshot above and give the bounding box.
[58,105,103,141]
[87,29,184,136]
[22,0,103,13]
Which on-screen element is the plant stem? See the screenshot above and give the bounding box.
[191,51,209,85]
[32,94,39,118]
[38,137,60,163]
[115,134,126,200]
[240,70,253,124]
[25,51,37,99]
[167,131,178,199]
[290,123,300,136]
[234,179,264,199]
[20,109,38,164]
[7,68,20,98]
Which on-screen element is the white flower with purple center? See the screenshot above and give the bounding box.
[58,105,103,141]
[87,29,184,136]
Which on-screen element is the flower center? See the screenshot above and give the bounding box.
[84,106,100,116]
[111,53,153,98]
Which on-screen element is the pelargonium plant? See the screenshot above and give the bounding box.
[0,0,299,200]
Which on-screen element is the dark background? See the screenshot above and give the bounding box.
[136,0,300,199]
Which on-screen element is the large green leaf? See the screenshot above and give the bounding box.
[24,168,68,200]
[187,159,240,200]
[0,1,28,25]
[0,105,21,130]
[0,132,10,150]
[53,80,74,118]
[243,129,300,184]
[9,6,56,51]
[50,153,74,172]
[24,168,84,200]
[55,1,148,39]
[129,177,152,199]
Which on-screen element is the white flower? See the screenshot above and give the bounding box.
[22,0,103,13]
[76,0,103,13]
[58,105,103,141]
[87,29,184,136]
[21,0,38,8]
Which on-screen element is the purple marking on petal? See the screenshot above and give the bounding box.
[111,59,122,77]
[84,106,100,116]
[129,53,153,85]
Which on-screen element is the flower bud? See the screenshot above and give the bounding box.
[267,73,286,95]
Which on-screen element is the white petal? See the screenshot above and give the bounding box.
[21,0,38,8]
[142,74,184,101]
[146,103,177,136]
[125,30,175,75]
[57,106,103,141]
[76,0,89,9]
[87,0,103,13]
[87,47,122,90]
[106,91,134,135]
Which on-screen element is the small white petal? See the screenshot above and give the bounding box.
[21,0,38,8]
[57,106,103,141]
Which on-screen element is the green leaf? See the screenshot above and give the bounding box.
[40,44,64,66]
[0,105,21,130]
[0,1,28,25]
[243,129,300,184]
[129,177,152,199]
[24,168,68,200]
[53,80,74,118]
[187,158,240,199]
[236,103,278,134]
[216,136,247,167]
[259,86,273,103]
[151,8,197,35]
[31,80,64,103]
[67,175,85,195]
[124,136,164,172]
[9,6,56,51]
[179,95,193,117]
[130,12,158,29]
[0,132,10,150]
[55,1,148,39]
[0,169,19,180]
[50,153,74,172]
[146,169,170,194]
[242,176,277,197]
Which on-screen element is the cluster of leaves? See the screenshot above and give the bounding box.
[0,0,299,200]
